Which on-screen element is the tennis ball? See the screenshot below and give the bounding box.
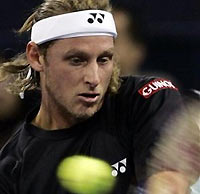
[57,155,116,194]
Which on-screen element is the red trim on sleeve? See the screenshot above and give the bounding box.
[138,78,178,98]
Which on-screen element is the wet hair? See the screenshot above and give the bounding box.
[0,0,121,95]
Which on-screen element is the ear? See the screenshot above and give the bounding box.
[26,41,45,72]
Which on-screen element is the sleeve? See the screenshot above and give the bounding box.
[0,156,18,194]
[127,77,184,184]
[0,135,21,194]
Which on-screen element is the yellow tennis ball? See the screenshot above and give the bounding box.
[57,155,116,194]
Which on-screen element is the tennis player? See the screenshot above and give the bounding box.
[0,0,195,194]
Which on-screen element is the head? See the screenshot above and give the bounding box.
[28,36,115,122]
[15,0,121,124]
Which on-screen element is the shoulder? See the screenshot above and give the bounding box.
[0,125,24,193]
[116,75,181,105]
[0,125,22,158]
[118,75,179,98]
[118,75,153,94]
[114,75,183,122]
[0,121,31,161]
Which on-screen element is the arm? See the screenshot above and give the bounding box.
[130,78,184,185]
[146,101,200,194]
[122,77,199,191]
[0,155,18,194]
[0,133,20,194]
[147,171,190,194]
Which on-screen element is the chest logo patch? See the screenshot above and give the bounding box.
[138,78,178,98]
[111,158,127,177]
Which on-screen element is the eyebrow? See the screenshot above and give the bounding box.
[63,49,89,59]
[99,49,114,57]
[63,48,114,59]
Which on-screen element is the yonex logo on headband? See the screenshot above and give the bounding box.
[31,10,117,45]
[88,13,105,24]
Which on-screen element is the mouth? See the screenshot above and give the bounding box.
[78,93,100,103]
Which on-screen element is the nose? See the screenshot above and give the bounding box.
[84,62,100,88]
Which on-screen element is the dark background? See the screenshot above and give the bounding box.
[0,0,200,90]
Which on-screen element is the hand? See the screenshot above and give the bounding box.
[146,171,190,194]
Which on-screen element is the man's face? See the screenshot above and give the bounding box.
[41,36,114,120]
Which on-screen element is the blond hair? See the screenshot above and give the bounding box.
[0,0,121,95]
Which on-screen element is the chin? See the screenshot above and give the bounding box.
[77,110,97,119]
[73,106,99,120]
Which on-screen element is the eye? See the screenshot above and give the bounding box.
[69,57,86,66]
[98,55,113,65]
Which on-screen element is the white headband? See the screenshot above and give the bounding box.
[31,10,117,44]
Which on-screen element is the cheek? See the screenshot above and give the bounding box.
[52,66,80,85]
[56,75,76,94]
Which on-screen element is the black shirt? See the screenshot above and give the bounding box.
[0,76,183,194]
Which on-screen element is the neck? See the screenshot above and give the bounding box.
[32,103,78,131]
